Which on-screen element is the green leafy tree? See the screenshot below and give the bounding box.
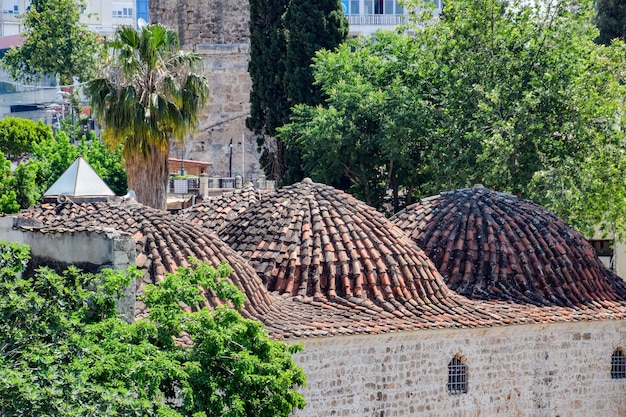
[247,0,348,183]
[280,31,432,210]
[1,0,101,84]
[594,0,626,45]
[0,156,19,213]
[0,242,306,416]
[88,24,209,210]
[247,0,290,180]
[280,0,626,231]
[0,118,53,161]
[0,124,128,213]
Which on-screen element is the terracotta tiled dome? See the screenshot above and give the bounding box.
[18,200,274,318]
[391,186,626,307]
[218,178,470,316]
[179,186,265,231]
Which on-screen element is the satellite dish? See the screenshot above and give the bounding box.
[137,18,148,29]
[57,194,69,203]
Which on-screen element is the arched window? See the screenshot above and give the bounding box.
[448,355,467,394]
[611,348,626,379]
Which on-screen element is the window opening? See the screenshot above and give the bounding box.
[2,0,18,14]
[611,348,626,379]
[448,355,467,394]
[112,3,134,19]
[590,239,614,271]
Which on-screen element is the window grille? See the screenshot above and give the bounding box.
[611,348,626,379]
[448,356,467,394]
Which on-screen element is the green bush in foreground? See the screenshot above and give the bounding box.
[0,241,306,417]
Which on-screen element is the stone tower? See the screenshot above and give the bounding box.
[150,0,261,180]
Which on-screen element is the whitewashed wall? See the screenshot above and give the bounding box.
[293,320,626,417]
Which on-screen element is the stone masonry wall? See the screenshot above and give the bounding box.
[150,0,264,180]
[293,320,626,417]
[0,217,137,321]
[149,0,249,46]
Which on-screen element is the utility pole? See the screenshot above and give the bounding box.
[229,138,233,177]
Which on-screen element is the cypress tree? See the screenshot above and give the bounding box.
[594,0,626,45]
[247,0,348,182]
[283,0,349,107]
[247,0,290,138]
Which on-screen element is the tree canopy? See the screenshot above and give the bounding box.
[279,0,626,232]
[0,125,127,214]
[1,0,101,84]
[594,0,626,45]
[88,24,209,210]
[0,117,52,161]
[0,241,306,416]
[247,0,348,183]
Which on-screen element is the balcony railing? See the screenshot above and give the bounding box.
[347,14,407,26]
[168,176,274,194]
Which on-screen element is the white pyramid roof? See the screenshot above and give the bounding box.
[44,156,116,198]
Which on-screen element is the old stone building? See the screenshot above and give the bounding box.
[5,167,626,416]
[150,0,260,180]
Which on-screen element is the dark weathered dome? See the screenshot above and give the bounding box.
[218,178,466,316]
[391,186,626,307]
[18,201,274,318]
[179,186,265,231]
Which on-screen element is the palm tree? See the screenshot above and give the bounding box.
[87,24,209,209]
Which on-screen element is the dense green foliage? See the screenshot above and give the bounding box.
[88,24,209,210]
[0,118,52,161]
[280,0,626,232]
[0,242,306,416]
[247,0,348,182]
[30,132,128,197]
[594,0,626,45]
[1,0,101,84]
[247,0,290,138]
[0,157,19,213]
[0,127,127,214]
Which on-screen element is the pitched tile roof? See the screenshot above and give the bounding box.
[17,200,274,319]
[179,186,265,231]
[391,186,626,307]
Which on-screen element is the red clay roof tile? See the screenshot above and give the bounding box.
[391,186,626,307]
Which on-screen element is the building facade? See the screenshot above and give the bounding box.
[342,0,442,35]
[0,0,147,37]
[0,0,148,123]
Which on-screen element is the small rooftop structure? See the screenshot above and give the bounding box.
[391,186,626,307]
[168,157,211,176]
[43,156,115,202]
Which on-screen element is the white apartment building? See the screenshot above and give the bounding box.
[0,0,147,37]
[0,0,149,123]
[342,0,443,35]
